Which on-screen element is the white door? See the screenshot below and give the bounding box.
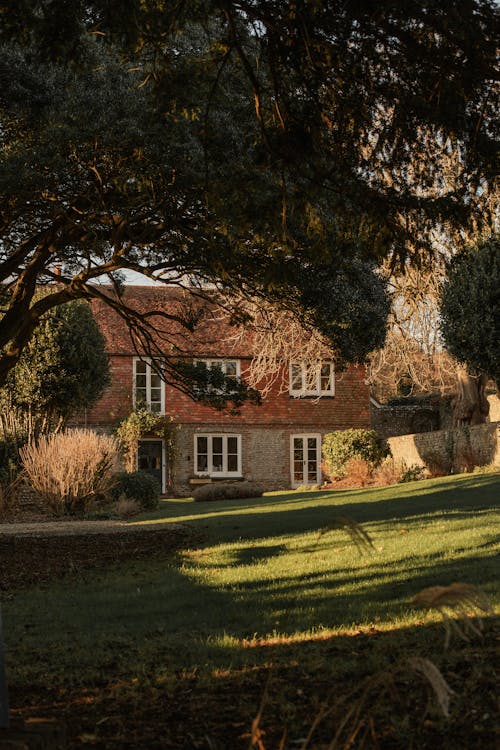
[290,434,321,487]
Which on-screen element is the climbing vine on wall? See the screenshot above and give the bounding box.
[115,409,178,492]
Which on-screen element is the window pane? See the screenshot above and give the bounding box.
[212,437,223,454]
[211,436,223,472]
[136,361,147,374]
[308,462,317,481]
[196,437,208,473]
[290,364,302,391]
[225,361,237,377]
[212,454,223,472]
[308,438,317,450]
[135,374,147,387]
[305,365,318,391]
[150,402,161,413]
[294,462,303,481]
[227,454,238,472]
[135,387,147,404]
[197,454,208,472]
[227,436,239,472]
[197,437,208,453]
[321,364,332,391]
[150,372,161,389]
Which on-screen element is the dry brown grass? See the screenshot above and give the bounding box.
[0,471,25,519]
[247,656,455,750]
[412,583,493,648]
[298,657,455,750]
[343,457,373,487]
[373,456,404,485]
[113,496,141,518]
[20,429,118,515]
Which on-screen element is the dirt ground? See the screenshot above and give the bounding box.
[0,516,193,591]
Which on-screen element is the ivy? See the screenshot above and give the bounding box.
[115,409,178,493]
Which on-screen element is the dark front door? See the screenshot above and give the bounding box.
[138,441,163,490]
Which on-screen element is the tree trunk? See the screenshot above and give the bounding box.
[452,368,490,427]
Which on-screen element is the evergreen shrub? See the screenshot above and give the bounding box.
[322,429,388,479]
[111,470,161,510]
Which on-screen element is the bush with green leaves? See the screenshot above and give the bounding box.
[440,235,500,388]
[4,299,110,435]
[111,471,161,510]
[193,481,263,502]
[399,465,425,483]
[322,429,388,480]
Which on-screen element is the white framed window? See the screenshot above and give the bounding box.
[194,434,242,477]
[194,359,241,393]
[133,357,165,413]
[195,359,240,379]
[289,361,335,397]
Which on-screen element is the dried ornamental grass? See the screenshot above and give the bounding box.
[373,456,406,485]
[298,657,454,750]
[0,471,25,518]
[344,457,373,487]
[412,582,493,648]
[20,428,118,514]
[114,496,141,518]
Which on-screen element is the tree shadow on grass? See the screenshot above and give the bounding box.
[5,518,496,682]
[7,613,499,750]
[140,473,500,546]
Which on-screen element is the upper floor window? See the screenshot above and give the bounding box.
[289,361,335,397]
[196,359,240,379]
[194,359,241,393]
[133,358,165,413]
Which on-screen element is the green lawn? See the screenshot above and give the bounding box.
[3,472,499,748]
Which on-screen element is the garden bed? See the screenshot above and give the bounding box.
[0,520,192,591]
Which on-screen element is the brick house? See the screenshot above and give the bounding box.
[82,286,371,495]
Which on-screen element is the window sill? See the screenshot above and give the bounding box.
[289,394,335,399]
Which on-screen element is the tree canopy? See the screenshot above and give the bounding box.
[0,0,497,392]
[440,235,500,390]
[1,299,110,434]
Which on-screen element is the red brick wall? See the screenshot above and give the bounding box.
[83,356,370,429]
[85,355,134,426]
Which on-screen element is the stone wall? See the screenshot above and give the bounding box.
[371,401,440,440]
[388,422,500,474]
[488,393,500,422]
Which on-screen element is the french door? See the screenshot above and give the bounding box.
[290,434,321,487]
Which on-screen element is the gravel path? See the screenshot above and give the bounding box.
[0,518,182,536]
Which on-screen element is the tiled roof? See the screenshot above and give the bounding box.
[91,285,255,357]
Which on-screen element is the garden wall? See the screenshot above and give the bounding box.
[370,400,440,439]
[387,421,500,474]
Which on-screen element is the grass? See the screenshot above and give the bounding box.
[3,472,500,748]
